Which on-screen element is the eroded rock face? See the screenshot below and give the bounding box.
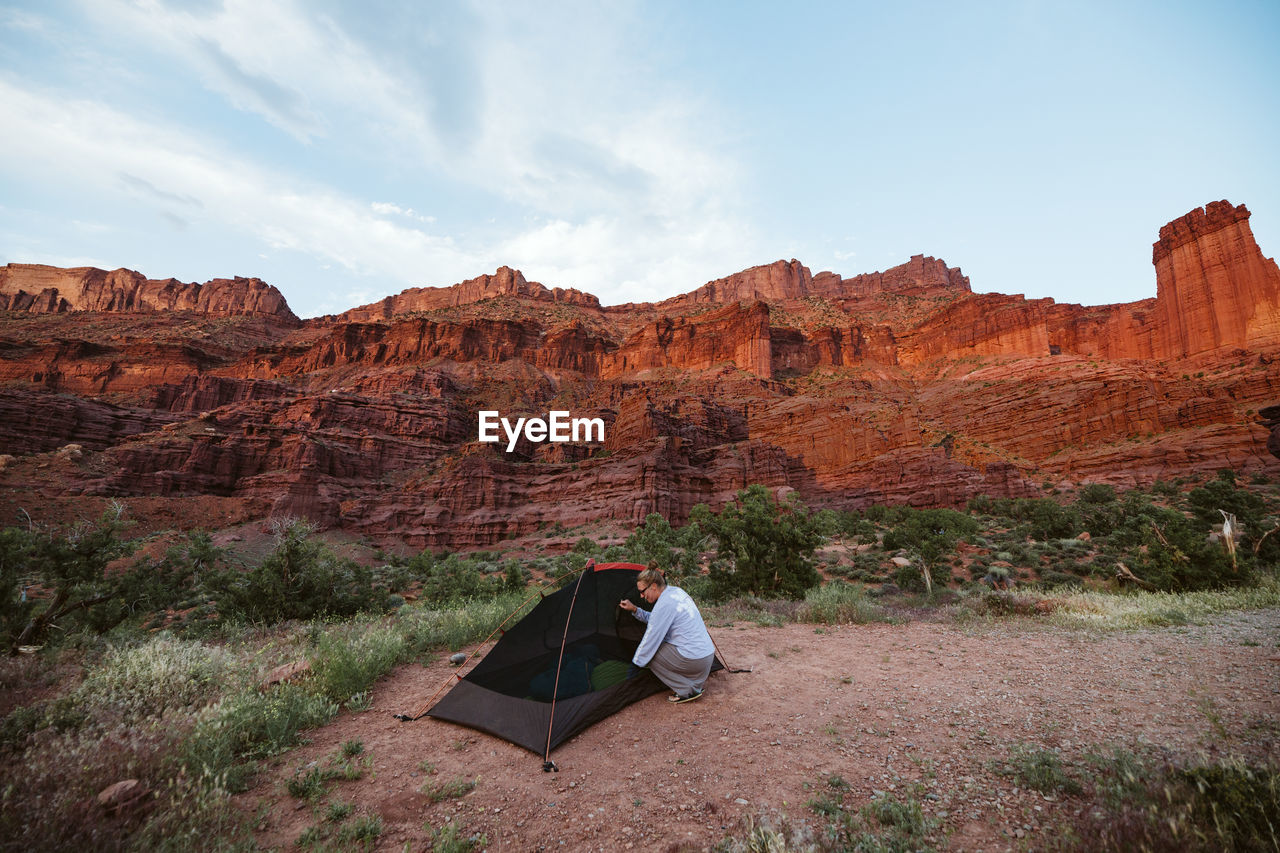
[1153,201,1280,357]
[0,264,299,324]
[337,266,600,321]
[2,201,1279,547]
[601,302,772,378]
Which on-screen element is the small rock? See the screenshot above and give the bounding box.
[260,660,310,690]
[98,779,146,815]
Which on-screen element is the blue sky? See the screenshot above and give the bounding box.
[1,1,1277,319]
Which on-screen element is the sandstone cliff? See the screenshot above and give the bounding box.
[2,201,1278,548]
[337,266,600,322]
[1153,201,1280,357]
[0,264,299,323]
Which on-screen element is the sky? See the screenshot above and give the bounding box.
[1,1,1277,319]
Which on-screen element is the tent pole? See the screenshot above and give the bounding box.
[542,558,594,771]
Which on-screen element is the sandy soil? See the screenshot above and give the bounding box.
[242,609,1280,852]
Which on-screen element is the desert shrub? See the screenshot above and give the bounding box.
[570,536,601,555]
[621,512,705,575]
[1077,492,1124,537]
[427,822,489,853]
[182,685,338,788]
[204,520,386,623]
[803,779,942,852]
[881,508,974,591]
[997,744,1083,795]
[1115,503,1246,592]
[0,527,37,648]
[796,582,887,624]
[967,496,1081,539]
[309,623,406,704]
[892,563,927,593]
[1186,470,1265,528]
[421,776,476,802]
[1078,483,1117,504]
[2,505,136,651]
[0,711,187,852]
[334,814,383,848]
[696,486,821,600]
[419,554,488,603]
[500,558,528,591]
[1060,753,1280,853]
[1041,570,1083,589]
[400,591,535,653]
[73,635,233,723]
[1185,469,1279,564]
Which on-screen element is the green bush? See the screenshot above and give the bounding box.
[881,508,974,591]
[998,744,1082,795]
[621,512,705,575]
[309,624,406,704]
[1062,753,1280,853]
[204,520,387,623]
[696,486,821,600]
[401,592,535,653]
[1186,470,1265,528]
[1122,504,1245,592]
[797,582,887,624]
[183,685,338,788]
[2,506,136,651]
[73,635,232,723]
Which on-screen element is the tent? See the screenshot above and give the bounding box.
[421,562,723,763]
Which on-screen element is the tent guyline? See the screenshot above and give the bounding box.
[416,562,731,759]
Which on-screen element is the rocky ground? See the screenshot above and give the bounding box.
[240,609,1280,851]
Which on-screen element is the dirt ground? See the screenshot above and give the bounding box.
[242,609,1280,852]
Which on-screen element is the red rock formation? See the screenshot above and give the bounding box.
[2,201,1279,548]
[0,388,178,454]
[655,255,970,312]
[1153,201,1280,357]
[0,264,299,323]
[337,266,600,321]
[235,316,617,378]
[660,260,812,308]
[823,254,971,299]
[600,302,772,378]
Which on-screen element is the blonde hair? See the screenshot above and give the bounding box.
[637,568,666,589]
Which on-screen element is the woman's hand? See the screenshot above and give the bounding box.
[619,598,637,612]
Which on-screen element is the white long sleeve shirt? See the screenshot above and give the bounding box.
[630,585,715,667]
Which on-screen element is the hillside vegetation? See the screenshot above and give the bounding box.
[1,472,1277,850]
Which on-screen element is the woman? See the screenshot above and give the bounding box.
[620,567,715,703]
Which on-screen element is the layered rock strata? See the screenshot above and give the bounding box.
[2,201,1278,547]
[0,264,298,323]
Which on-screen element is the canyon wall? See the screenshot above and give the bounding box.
[2,201,1278,547]
[0,264,299,323]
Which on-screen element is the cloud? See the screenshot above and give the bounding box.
[7,2,764,310]
[192,35,322,140]
[118,172,204,208]
[0,79,483,290]
[1,8,48,32]
[85,0,423,144]
[371,202,434,224]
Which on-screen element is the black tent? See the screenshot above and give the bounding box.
[424,562,722,759]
